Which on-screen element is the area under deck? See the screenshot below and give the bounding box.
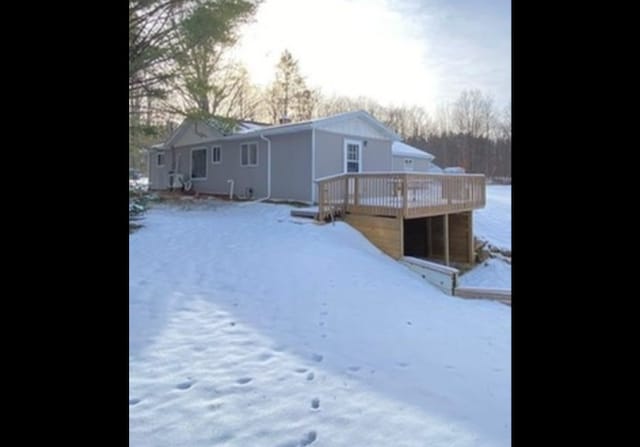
[316,173,485,265]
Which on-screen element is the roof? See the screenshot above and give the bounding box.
[235,120,270,133]
[392,141,434,160]
[221,110,402,141]
[149,110,402,148]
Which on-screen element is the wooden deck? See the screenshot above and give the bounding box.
[316,173,486,221]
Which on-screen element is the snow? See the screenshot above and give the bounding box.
[458,258,511,289]
[459,185,511,289]
[392,141,434,159]
[235,121,269,133]
[130,200,510,447]
[473,185,511,251]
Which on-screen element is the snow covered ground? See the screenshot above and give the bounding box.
[129,199,511,446]
[459,185,511,289]
[473,185,511,252]
[458,258,511,289]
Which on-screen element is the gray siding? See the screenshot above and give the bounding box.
[392,156,430,172]
[314,129,393,179]
[173,121,223,146]
[173,139,269,198]
[269,130,312,202]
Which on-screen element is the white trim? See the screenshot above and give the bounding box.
[190,147,208,180]
[311,128,316,202]
[343,139,362,173]
[156,151,165,167]
[211,145,222,164]
[240,141,259,167]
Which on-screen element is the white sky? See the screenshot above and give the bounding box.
[232,0,511,115]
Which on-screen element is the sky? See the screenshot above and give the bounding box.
[232,0,511,116]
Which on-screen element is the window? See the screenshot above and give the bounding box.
[403,158,414,171]
[241,142,258,167]
[191,148,207,179]
[212,146,221,164]
[345,140,361,173]
[156,152,165,167]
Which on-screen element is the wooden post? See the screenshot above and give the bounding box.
[426,217,432,257]
[344,176,349,212]
[318,182,325,220]
[354,176,359,206]
[444,213,450,266]
[468,211,474,264]
[400,216,405,257]
[402,174,409,217]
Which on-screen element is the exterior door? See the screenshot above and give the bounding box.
[344,140,362,201]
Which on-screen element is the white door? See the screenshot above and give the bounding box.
[344,140,362,201]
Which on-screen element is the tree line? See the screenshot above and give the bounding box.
[129,0,511,178]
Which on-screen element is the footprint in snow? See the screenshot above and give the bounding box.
[306,372,315,381]
[295,368,308,373]
[311,398,320,409]
[396,362,409,368]
[129,398,141,406]
[301,431,318,445]
[347,366,361,372]
[311,353,323,362]
[176,380,194,390]
[236,377,252,385]
[320,311,328,316]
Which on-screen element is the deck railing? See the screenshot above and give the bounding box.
[316,172,485,220]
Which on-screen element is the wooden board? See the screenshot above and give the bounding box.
[454,286,511,303]
[400,256,459,295]
[345,214,403,259]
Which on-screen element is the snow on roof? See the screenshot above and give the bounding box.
[392,142,434,160]
[223,110,401,141]
[235,121,270,133]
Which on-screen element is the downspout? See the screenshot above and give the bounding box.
[254,133,272,201]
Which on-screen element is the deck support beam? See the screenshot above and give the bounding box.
[444,213,450,266]
[468,211,474,264]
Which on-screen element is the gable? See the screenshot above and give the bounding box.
[315,116,391,140]
[172,121,224,147]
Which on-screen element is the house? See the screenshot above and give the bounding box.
[148,111,486,268]
[147,110,436,202]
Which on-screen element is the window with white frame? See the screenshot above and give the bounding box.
[191,148,207,179]
[156,152,165,167]
[240,142,258,167]
[403,158,414,171]
[346,142,360,173]
[212,146,221,164]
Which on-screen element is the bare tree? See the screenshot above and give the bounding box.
[267,50,309,122]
